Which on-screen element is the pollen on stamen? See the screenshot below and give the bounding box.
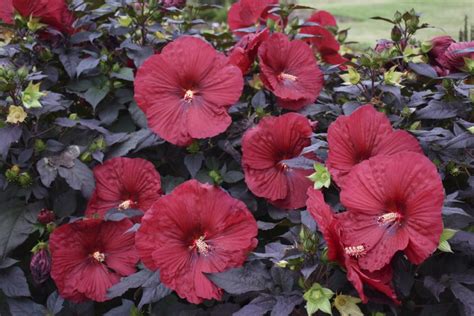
[377,212,401,225]
[344,245,366,258]
[192,236,210,255]
[92,251,105,262]
[279,73,298,82]
[118,200,135,210]
[184,90,194,103]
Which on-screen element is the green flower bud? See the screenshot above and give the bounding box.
[34,139,46,153]
[334,294,363,316]
[17,66,29,80]
[307,163,331,190]
[384,66,404,87]
[5,165,20,182]
[22,81,46,109]
[118,15,133,27]
[303,283,334,315]
[391,26,402,42]
[340,67,361,85]
[80,152,92,163]
[186,141,200,154]
[209,170,223,185]
[438,228,457,253]
[18,172,33,187]
[68,113,79,120]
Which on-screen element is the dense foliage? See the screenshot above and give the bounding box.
[0,0,473,315]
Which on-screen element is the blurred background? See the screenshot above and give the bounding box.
[201,0,474,47]
[297,0,474,46]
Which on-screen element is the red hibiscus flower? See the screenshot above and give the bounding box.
[338,152,444,272]
[0,0,13,24]
[12,0,75,34]
[306,10,338,28]
[228,28,270,74]
[85,157,162,219]
[326,104,422,186]
[300,11,347,66]
[445,41,474,72]
[258,33,324,110]
[242,113,316,209]
[135,180,258,304]
[427,36,455,75]
[306,188,399,304]
[49,219,139,302]
[134,36,244,146]
[228,0,278,36]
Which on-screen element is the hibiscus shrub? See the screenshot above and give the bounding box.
[0,0,473,315]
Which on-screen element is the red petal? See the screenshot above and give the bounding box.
[100,220,139,276]
[135,36,243,146]
[12,0,75,34]
[0,0,13,24]
[307,10,338,27]
[327,104,421,185]
[242,113,315,208]
[74,262,121,302]
[258,33,323,104]
[136,180,258,304]
[341,152,444,269]
[86,157,161,218]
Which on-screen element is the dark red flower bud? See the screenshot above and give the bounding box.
[160,0,186,9]
[38,209,55,224]
[30,248,51,285]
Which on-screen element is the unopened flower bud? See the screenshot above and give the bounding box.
[38,209,55,224]
[30,247,51,285]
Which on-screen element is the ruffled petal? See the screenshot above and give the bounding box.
[135,36,243,146]
[136,180,257,304]
[327,104,416,185]
[85,157,161,218]
[258,33,323,104]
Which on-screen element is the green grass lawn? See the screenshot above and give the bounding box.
[297,0,474,47]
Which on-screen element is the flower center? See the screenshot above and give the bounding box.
[344,245,366,258]
[279,72,297,82]
[118,199,137,210]
[92,251,105,262]
[278,162,289,171]
[184,90,194,103]
[377,212,402,225]
[191,235,210,255]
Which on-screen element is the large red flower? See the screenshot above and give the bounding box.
[306,188,399,304]
[228,28,270,74]
[445,41,474,72]
[326,104,422,186]
[49,219,139,302]
[300,11,348,66]
[12,0,75,34]
[428,36,455,76]
[134,36,244,146]
[227,0,278,36]
[0,0,13,24]
[258,33,324,110]
[135,180,257,304]
[242,113,316,209]
[85,157,162,219]
[339,152,444,272]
